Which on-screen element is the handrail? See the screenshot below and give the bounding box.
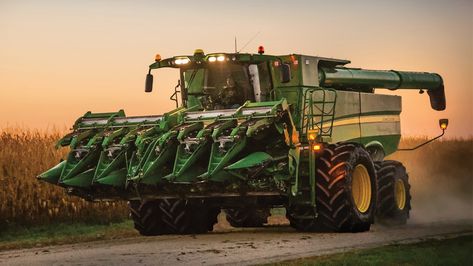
[269,85,337,141]
[300,87,337,141]
[170,80,181,108]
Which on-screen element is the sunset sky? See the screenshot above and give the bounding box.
[1,0,472,137]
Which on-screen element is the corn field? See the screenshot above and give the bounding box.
[0,129,471,230]
[0,129,129,230]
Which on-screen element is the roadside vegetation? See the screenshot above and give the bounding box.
[0,220,137,250]
[268,234,473,266]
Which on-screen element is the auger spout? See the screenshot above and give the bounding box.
[319,67,446,110]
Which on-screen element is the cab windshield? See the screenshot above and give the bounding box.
[183,62,271,110]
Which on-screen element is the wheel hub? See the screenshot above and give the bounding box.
[395,179,406,210]
[352,164,372,213]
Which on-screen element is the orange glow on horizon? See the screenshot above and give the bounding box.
[0,1,471,138]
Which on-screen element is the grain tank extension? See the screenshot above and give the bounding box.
[38,49,447,235]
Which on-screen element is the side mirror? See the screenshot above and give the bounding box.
[145,73,153,93]
[281,63,291,83]
[398,119,449,151]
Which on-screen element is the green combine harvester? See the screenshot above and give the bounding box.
[38,48,447,235]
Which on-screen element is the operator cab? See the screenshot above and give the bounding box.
[146,50,273,110]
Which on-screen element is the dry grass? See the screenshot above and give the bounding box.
[0,129,471,231]
[0,129,129,230]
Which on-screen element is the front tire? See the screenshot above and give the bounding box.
[129,199,220,235]
[128,200,164,236]
[287,142,377,232]
[224,207,271,227]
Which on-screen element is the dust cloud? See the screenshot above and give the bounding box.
[388,138,473,224]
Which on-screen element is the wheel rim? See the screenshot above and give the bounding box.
[394,179,406,210]
[352,164,372,213]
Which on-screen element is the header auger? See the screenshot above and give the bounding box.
[39,49,447,235]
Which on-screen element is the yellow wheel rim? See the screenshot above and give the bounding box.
[395,179,406,210]
[352,164,372,213]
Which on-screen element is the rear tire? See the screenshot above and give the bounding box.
[375,160,411,225]
[129,199,220,235]
[224,207,271,227]
[287,142,377,232]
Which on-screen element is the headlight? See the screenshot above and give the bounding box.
[208,55,226,63]
[174,58,190,65]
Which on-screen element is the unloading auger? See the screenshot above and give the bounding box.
[39,48,447,235]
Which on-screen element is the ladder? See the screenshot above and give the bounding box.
[298,87,337,209]
[300,87,337,142]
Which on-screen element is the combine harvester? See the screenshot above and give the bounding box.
[39,48,448,235]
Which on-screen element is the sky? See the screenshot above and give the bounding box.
[1,0,472,138]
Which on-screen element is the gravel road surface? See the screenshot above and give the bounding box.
[1,219,471,266]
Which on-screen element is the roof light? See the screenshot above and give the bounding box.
[208,56,217,62]
[217,55,225,62]
[155,54,162,62]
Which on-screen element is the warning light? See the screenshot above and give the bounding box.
[193,49,205,63]
[194,49,204,56]
[290,55,298,65]
[308,133,317,141]
[155,54,162,62]
[439,119,449,130]
[307,130,317,142]
[312,144,322,151]
[258,45,265,55]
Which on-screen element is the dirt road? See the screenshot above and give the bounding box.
[1,219,471,266]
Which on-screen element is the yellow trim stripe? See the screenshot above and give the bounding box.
[323,115,400,128]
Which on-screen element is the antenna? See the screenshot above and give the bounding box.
[234,36,237,53]
[238,31,261,53]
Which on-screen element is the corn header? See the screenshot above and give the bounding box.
[38,48,447,235]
